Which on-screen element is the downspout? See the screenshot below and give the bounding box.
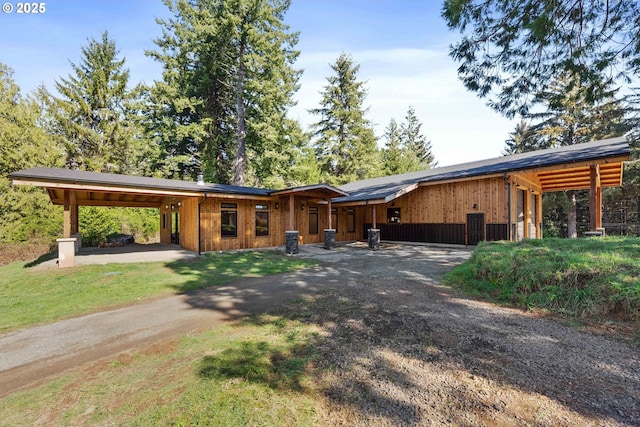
[504,173,512,241]
[198,194,207,255]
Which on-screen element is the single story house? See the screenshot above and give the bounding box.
[10,136,630,263]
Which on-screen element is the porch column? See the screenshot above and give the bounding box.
[289,194,295,231]
[63,190,78,238]
[285,194,298,254]
[368,204,379,250]
[372,205,377,229]
[590,165,602,232]
[324,198,335,250]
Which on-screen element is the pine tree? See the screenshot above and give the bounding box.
[400,106,436,169]
[502,120,536,155]
[50,31,139,173]
[521,73,633,237]
[148,0,301,185]
[382,119,408,175]
[310,53,380,185]
[0,64,64,242]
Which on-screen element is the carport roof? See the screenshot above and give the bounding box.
[334,136,630,204]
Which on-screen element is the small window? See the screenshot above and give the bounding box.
[221,203,238,238]
[346,209,356,233]
[331,208,338,232]
[255,204,269,237]
[309,206,318,234]
[162,213,167,230]
[387,208,401,224]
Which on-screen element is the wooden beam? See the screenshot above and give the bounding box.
[327,198,332,229]
[590,165,602,231]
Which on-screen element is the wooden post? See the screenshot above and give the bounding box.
[590,165,602,231]
[536,193,543,239]
[327,199,332,229]
[70,191,78,234]
[63,190,71,238]
[289,194,295,230]
[372,205,377,229]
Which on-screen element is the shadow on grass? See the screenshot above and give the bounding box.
[198,337,318,392]
[165,250,316,293]
[23,251,57,268]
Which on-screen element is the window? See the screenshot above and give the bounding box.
[346,209,356,232]
[309,206,318,234]
[255,204,269,237]
[331,208,338,232]
[221,203,238,237]
[162,213,167,230]
[387,207,401,224]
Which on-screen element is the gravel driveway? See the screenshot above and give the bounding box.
[1,243,638,425]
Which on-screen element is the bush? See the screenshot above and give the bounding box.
[80,206,159,247]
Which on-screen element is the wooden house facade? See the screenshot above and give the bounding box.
[10,137,631,258]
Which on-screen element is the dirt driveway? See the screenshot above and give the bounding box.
[1,243,638,425]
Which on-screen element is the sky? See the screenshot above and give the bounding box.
[0,0,516,167]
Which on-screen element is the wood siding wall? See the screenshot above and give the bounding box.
[362,177,509,225]
[199,198,285,252]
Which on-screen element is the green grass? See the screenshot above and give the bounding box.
[444,237,640,320]
[0,251,316,333]
[0,315,323,426]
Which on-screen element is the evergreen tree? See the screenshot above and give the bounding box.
[502,120,536,155]
[0,64,64,242]
[400,106,436,169]
[310,53,380,185]
[148,0,301,185]
[382,119,408,175]
[517,74,633,237]
[443,0,640,117]
[50,31,141,173]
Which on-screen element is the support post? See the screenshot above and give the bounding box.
[63,190,71,238]
[285,194,298,254]
[590,165,602,232]
[289,194,295,231]
[324,198,335,250]
[368,205,379,250]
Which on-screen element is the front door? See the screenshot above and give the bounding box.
[467,213,485,246]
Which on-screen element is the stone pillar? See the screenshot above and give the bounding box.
[285,231,299,254]
[368,228,380,250]
[57,237,77,268]
[324,229,336,250]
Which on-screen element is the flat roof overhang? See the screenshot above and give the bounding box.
[11,177,201,208]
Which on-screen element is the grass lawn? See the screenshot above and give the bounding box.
[445,237,640,321]
[0,314,324,426]
[0,250,316,333]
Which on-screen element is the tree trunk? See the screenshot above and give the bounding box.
[568,190,577,238]
[232,42,247,186]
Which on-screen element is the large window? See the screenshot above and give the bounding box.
[221,203,238,237]
[255,204,269,237]
[309,206,318,234]
[387,207,401,224]
[346,208,356,232]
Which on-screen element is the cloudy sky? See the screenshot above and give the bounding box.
[0,0,515,166]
